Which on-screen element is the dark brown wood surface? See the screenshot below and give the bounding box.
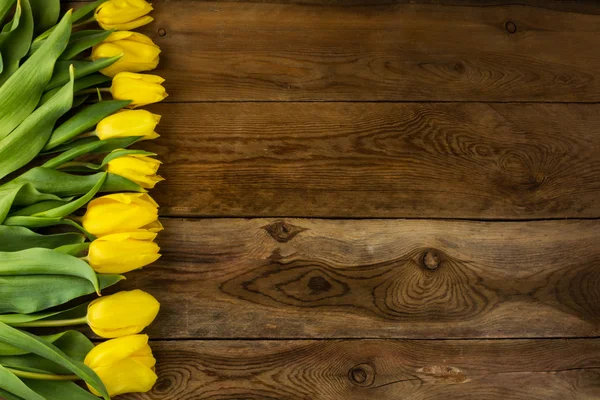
[61,0,600,398]
[143,102,600,218]
[108,218,600,339]
[124,339,600,400]
[134,1,600,102]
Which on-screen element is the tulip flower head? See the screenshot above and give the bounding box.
[96,110,160,141]
[107,152,164,189]
[95,0,154,31]
[82,193,161,237]
[87,290,160,338]
[111,72,168,108]
[85,334,158,397]
[88,231,161,274]
[92,31,161,77]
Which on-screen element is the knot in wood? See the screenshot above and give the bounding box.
[505,21,517,34]
[348,363,375,387]
[158,28,167,37]
[423,250,441,270]
[307,276,332,294]
[263,220,306,243]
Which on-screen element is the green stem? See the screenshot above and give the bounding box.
[79,130,98,138]
[77,88,111,96]
[4,367,79,381]
[72,16,97,30]
[11,316,88,328]
[65,215,83,223]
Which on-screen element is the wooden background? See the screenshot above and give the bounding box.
[74,0,600,398]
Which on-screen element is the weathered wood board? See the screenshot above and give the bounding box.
[107,218,600,339]
[124,339,600,400]
[143,102,600,219]
[136,2,600,102]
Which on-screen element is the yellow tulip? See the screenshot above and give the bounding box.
[111,72,168,108]
[82,193,160,237]
[88,231,161,274]
[96,110,160,141]
[92,31,160,77]
[107,152,164,189]
[85,334,157,397]
[143,219,164,233]
[87,290,160,338]
[95,0,154,31]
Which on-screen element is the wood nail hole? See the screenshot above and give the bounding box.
[158,28,167,37]
[423,251,441,270]
[505,21,517,34]
[348,363,375,387]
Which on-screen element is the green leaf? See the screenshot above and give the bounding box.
[10,167,144,197]
[34,172,106,219]
[0,64,74,180]
[61,29,113,60]
[0,302,89,328]
[24,380,101,400]
[8,200,69,217]
[0,0,34,85]
[41,137,98,155]
[0,226,83,251]
[0,330,84,356]
[0,322,110,399]
[72,94,90,109]
[31,0,107,43]
[0,182,63,223]
[2,216,95,240]
[42,137,138,169]
[43,136,139,160]
[0,10,71,140]
[46,55,120,91]
[0,273,122,314]
[0,0,16,23]
[0,248,100,294]
[54,242,90,257]
[71,0,108,25]
[0,331,93,375]
[0,387,22,400]
[29,0,59,35]
[40,73,111,106]
[0,364,46,400]
[74,149,156,171]
[44,99,130,150]
[0,0,18,34]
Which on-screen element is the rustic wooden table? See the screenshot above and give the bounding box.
[74,0,600,398]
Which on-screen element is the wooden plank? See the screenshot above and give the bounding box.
[117,1,600,102]
[111,218,600,339]
[121,339,600,399]
[142,102,600,219]
[65,0,600,11]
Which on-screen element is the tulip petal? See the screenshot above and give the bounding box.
[85,334,149,368]
[98,15,154,31]
[90,358,157,397]
[82,193,159,236]
[87,291,160,338]
[95,109,161,141]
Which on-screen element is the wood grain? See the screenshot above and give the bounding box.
[121,339,600,399]
[141,102,600,219]
[107,218,600,339]
[119,1,600,102]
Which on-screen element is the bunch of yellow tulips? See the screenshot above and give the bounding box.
[0,0,169,398]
